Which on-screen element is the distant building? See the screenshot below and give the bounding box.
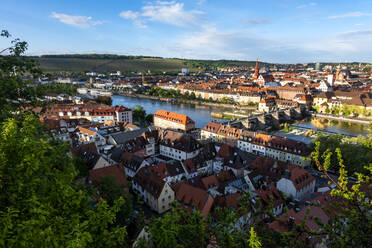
[315,62,321,71]
[181,68,190,74]
[154,110,195,131]
[115,105,133,123]
[253,59,259,80]
[258,98,277,113]
[327,74,334,86]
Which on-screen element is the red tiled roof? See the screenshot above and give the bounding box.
[201,175,219,189]
[89,163,127,188]
[289,165,315,190]
[154,110,194,126]
[176,182,214,216]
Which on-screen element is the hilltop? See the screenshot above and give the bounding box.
[33,54,263,73]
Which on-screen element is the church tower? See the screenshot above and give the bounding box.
[253,58,259,80]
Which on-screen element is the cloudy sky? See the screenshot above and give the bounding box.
[1,0,371,63]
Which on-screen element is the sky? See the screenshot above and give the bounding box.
[1,0,372,63]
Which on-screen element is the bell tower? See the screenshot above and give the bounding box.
[253,57,259,80]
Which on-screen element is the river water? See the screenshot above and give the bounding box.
[112,95,371,136]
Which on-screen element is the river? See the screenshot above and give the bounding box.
[112,95,371,136]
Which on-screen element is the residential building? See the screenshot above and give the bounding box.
[276,165,315,199]
[154,110,195,131]
[238,131,311,167]
[132,166,175,214]
[115,105,133,123]
[159,130,201,161]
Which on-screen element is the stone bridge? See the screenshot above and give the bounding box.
[227,106,309,131]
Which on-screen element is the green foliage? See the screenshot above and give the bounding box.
[145,114,154,124]
[147,204,208,248]
[93,175,133,226]
[311,142,372,248]
[0,30,41,120]
[0,115,127,247]
[73,156,89,178]
[35,83,78,96]
[249,227,262,248]
[133,105,146,123]
[310,134,372,175]
[95,95,112,105]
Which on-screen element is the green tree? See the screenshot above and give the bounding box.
[93,175,133,226]
[145,113,154,124]
[148,204,208,248]
[249,227,261,248]
[0,116,127,247]
[311,142,372,248]
[133,105,146,123]
[311,134,372,175]
[0,30,41,120]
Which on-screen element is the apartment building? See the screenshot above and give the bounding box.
[154,110,195,131]
[159,130,201,161]
[238,131,310,167]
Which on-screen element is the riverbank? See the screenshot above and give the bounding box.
[211,111,255,120]
[312,113,371,125]
[116,92,257,111]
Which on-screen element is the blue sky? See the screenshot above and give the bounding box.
[1,0,372,63]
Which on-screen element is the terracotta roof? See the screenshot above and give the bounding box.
[134,166,167,198]
[270,206,329,233]
[160,130,200,153]
[201,175,219,189]
[201,122,222,133]
[269,209,301,232]
[175,182,214,216]
[215,193,242,210]
[182,158,197,174]
[71,142,98,157]
[89,163,127,187]
[154,110,194,126]
[288,165,315,190]
[255,183,283,208]
[77,126,97,136]
[115,105,131,112]
[217,143,233,159]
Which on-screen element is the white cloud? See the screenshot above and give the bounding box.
[51,12,102,28]
[338,29,372,37]
[297,2,317,9]
[328,11,371,19]
[119,10,140,20]
[119,1,204,27]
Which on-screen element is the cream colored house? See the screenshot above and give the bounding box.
[133,166,175,214]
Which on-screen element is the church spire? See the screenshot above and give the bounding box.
[253,57,259,80]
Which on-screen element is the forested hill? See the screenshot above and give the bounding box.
[33,54,265,73]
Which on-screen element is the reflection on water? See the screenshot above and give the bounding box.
[111,95,231,128]
[112,95,371,136]
[296,117,371,136]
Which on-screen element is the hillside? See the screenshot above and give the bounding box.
[34,54,260,73]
